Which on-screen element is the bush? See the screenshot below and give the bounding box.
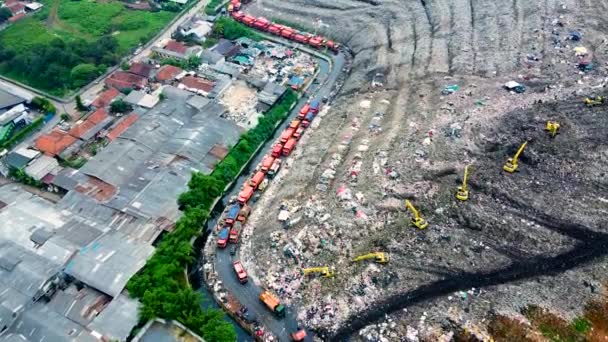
[212,17,262,41]
[31,97,56,114]
[110,99,132,114]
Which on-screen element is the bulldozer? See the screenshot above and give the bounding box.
[302,267,334,278]
[455,165,470,201]
[352,252,390,264]
[503,141,527,173]
[545,121,560,138]
[584,95,605,107]
[405,200,428,229]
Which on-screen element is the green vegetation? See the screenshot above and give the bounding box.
[571,317,592,334]
[110,99,133,114]
[60,113,71,122]
[0,7,11,22]
[60,155,87,169]
[0,116,46,149]
[75,95,87,112]
[0,1,175,96]
[127,90,298,341]
[212,17,262,41]
[203,36,219,48]
[9,168,43,188]
[160,55,201,71]
[30,96,56,114]
[204,0,224,15]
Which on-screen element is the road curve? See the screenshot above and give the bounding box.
[207,44,347,341]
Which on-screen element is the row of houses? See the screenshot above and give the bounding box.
[0,0,43,23]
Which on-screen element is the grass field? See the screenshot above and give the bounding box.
[0,0,177,95]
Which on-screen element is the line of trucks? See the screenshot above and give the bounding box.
[228,3,340,53]
[215,97,323,341]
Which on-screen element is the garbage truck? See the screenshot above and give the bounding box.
[259,291,285,317]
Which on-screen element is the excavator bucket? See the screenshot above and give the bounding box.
[503,158,518,173]
[455,185,469,201]
[411,217,429,230]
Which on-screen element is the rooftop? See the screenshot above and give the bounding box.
[91,88,121,108]
[35,130,77,156]
[156,65,183,82]
[0,89,25,112]
[129,62,155,78]
[180,76,215,93]
[106,113,139,141]
[164,40,187,54]
[212,39,240,57]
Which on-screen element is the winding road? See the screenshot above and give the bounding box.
[203,43,347,341]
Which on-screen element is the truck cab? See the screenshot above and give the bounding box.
[233,261,248,284]
[289,119,301,130]
[309,99,320,113]
[293,126,305,140]
[290,330,307,341]
[301,112,314,128]
[267,158,282,178]
[298,104,310,119]
[217,227,229,248]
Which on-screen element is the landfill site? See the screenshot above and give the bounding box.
[216,0,608,340]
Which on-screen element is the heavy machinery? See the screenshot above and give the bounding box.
[545,121,560,138]
[302,266,334,278]
[290,330,307,341]
[455,165,471,201]
[259,291,286,317]
[352,252,389,264]
[404,199,428,229]
[584,95,605,106]
[503,141,527,173]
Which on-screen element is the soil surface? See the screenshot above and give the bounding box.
[240,0,608,340]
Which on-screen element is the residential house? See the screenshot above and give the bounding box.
[106,113,138,141]
[152,40,202,61]
[200,49,224,66]
[123,91,159,109]
[34,130,77,157]
[178,76,215,96]
[24,2,43,11]
[178,18,212,43]
[128,62,155,79]
[91,88,121,109]
[211,39,240,58]
[25,155,59,181]
[4,147,40,170]
[105,71,148,90]
[155,65,183,83]
[68,108,112,141]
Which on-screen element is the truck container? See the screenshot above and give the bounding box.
[267,159,282,178]
[301,112,314,128]
[259,291,285,317]
[267,24,283,35]
[325,40,339,51]
[229,222,241,243]
[242,15,256,26]
[233,261,248,283]
[261,155,275,172]
[289,119,301,130]
[250,171,266,189]
[217,227,229,248]
[253,17,270,30]
[309,36,323,48]
[237,206,250,222]
[238,185,254,204]
[282,138,297,156]
[293,34,309,44]
[225,204,240,225]
[293,126,305,140]
[232,11,245,21]
[298,104,310,119]
[271,143,283,158]
[280,28,295,39]
[280,128,295,143]
[309,99,321,113]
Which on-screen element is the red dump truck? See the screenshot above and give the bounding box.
[232,11,245,21]
[309,36,323,48]
[261,155,275,172]
[298,104,310,119]
[267,159,281,178]
[253,17,270,30]
[230,0,241,10]
[282,138,297,156]
[293,126,305,140]
[271,143,283,158]
[293,33,309,44]
[268,24,283,35]
[237,206,250,223]
[259,291,286,317]
[242,15,256,26]
[290,330,307,341]
[238,185,254,204]
[229,222,241,244]
[281,28,295,39]
[280,128,295,144]
[233,261,248,284]
[325,40,339,51]
[289,119,301,130]
[217,227,229,248]
[250,171,266,189]
[225,204,240,226]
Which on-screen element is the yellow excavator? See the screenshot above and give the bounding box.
[503,141,527,173]
[545,121,560,138]
[584,95,605,107]
[455,165,470,201]
[302,266,334,278]
[404,200,428,229]
[352,252,390,264]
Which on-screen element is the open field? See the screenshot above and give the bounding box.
[0,0,175,95]
[237,0,608,339]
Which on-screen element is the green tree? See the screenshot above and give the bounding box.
[120,61,130,71]
[60,113,71,121]
[71,63,100,88]
[0,7,12,22]
[110,99,133,114]
[75,95,87,111]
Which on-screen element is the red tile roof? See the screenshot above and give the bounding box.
[68,108,109,139]
[8,12,25,22]
[105,71,148,90]
[181,76,214,93]
[7,3,25,15]
[35,130,77,156]
[106,113,138,141]
[128,62,154,78]
[91,88,120,108]
[156,65,182,82]
[165,40,187,54]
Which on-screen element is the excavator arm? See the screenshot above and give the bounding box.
[404,200,428,229]
[352,252,389,264]
[405,200,420,219]
[512,141,528,163]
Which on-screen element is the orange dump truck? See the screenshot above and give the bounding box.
[289,119,301,130]
[271,143,283,158]
[261,155,275,172]
[259,291,286,317]
[238,185,254,204]
[280,128,295,144]
[298,104,310,119]
[250,171,265,189]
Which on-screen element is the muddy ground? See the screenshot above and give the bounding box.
[240,0,608,340]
